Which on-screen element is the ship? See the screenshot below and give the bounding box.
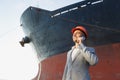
[19,0,120,80]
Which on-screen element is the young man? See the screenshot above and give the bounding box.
[62,26,98,80]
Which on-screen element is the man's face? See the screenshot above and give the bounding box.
[72,30,84,43]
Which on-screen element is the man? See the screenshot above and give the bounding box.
[62,26,98,80]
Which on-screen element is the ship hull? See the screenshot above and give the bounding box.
[33,43,120,80]
[20,0,120,80]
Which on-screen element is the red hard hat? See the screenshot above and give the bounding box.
[71,26,88,38]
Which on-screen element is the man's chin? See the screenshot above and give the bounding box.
[73,40,78,43]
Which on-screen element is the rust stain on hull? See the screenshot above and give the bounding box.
[33,43,120,80]
[90,43,120,80]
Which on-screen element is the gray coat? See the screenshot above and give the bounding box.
[62,43,98,80]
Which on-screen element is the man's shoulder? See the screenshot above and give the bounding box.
[67,46,74,53]
[86,46,95,52]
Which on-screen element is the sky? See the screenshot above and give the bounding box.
[0,0,83,80]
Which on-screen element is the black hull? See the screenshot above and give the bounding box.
[20,0,120,61]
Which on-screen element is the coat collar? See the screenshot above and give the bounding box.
[70,46,81,63]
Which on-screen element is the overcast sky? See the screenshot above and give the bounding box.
[0,0,83,80]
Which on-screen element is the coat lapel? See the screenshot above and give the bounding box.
[66,48,74,74]
[65,47,81,79]
[72,49,81,64]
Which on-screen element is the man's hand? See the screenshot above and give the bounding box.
[77,37,82,44]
